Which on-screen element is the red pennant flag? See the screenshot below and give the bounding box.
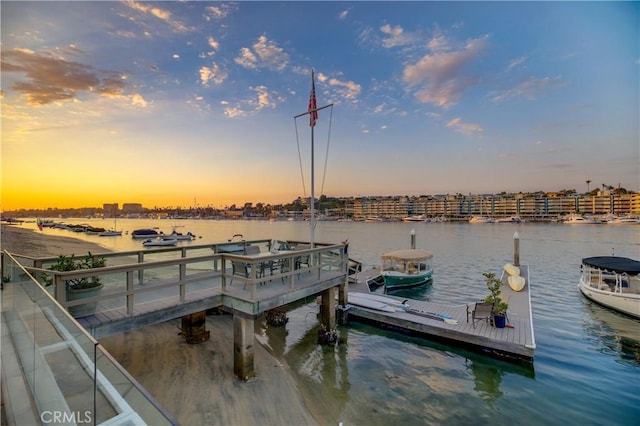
[308,70,318,127]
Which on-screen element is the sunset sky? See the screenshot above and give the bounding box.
[1,1,638,211]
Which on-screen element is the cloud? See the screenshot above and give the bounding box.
[380,24,419,48]
[1,48,127,105]
[131,93,147,107]
[317,72,361,102]
[403,35,488,108]
[338,10,349,20]
[506,56,527,73]
[491,75,566,102]
[204,3,235,20]
[250,85,278,110]
[445,117,485,136]
[125,0,188,32]
[200,63,228,86]
[224,106,245,118]
[235,47,258,69]
[234,35,289,71]
[207,36,219,51]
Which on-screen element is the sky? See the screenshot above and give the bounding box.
[1,1,638,211]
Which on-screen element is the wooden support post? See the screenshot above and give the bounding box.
[181,311,210,344]
[513,231,520,267]
[233,314,255,381]
[320,287,336,329]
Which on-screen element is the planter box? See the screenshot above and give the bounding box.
[66,283,103,318]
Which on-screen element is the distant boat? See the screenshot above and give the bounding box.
[469,216,494,223]
[402,215,426,222]
[99,230,123,236]
[166,231,196,240]
[84,226,106,235]
[605,215,639,225]
[131,229,161,238]
[579,256,640,318]
[166,226,196,240]
[99,211,123,236]
[143,238,178,247]
[364,217,384,223]
[494,216,522,223]
[563,214,602,224]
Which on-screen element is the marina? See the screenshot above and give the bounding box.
[1,220,639,425]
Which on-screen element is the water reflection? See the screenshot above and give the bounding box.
[259,313,350,424]
[583,302,640,365]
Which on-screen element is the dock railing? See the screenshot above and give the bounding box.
[1,251,178,425]
[4,239,349,315]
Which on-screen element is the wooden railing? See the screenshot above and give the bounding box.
[6,240,349,315]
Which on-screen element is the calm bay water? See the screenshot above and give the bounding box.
[24,219,640,425]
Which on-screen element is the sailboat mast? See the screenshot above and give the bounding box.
[293,69,333,248]
[310,109,315,247]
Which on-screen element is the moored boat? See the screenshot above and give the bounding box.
[380,249,434,290]
[563,214,602,224]
[402,215,426,222]
[578,256,640,318]
[131,228,161,238]
[99,229,123,236]
[495,216,522,223]
[469,216,494,223]
[606,216,639,225]
[142,238,178,247]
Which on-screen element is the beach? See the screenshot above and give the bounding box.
[1,225,318,425]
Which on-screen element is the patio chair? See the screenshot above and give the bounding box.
[466,301,494,328]
[294,244,311,273]
[230,260,249,285]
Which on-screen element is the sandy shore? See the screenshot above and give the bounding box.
[1,225,318,425]
[1,224,110,258]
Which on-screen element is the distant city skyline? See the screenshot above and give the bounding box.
[1,1,638,211]
[2,184,634,214]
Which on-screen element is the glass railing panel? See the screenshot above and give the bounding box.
[1,251,177,425]
[95,347,175,425]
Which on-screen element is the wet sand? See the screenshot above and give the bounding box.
[1,225,318,425]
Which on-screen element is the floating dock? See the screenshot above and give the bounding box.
[345,265,536,364]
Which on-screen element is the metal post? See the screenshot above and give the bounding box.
[411,229,416,249]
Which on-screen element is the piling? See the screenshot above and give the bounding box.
[513,231,520,266]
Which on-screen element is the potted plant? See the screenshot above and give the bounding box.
[43,252,106,318]
[482,272,508,328]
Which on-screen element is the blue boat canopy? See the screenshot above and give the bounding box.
[582,256,640,275]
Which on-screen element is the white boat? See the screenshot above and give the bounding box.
[142,238,178,247]
[494,216,522,223]
[166,231,196,240]
[380,249,434,290]
[578,256,640,319]
[99,212,122,236]
[98,230,123,236]
[364,217,384,223]
[469,216,494,223]
[402,215,426,222]
[563,214,602,224]
[606,216,639,225]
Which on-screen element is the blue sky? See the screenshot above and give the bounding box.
[1,1,638,210]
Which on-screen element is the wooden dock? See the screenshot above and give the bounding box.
[344,265,536,363]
